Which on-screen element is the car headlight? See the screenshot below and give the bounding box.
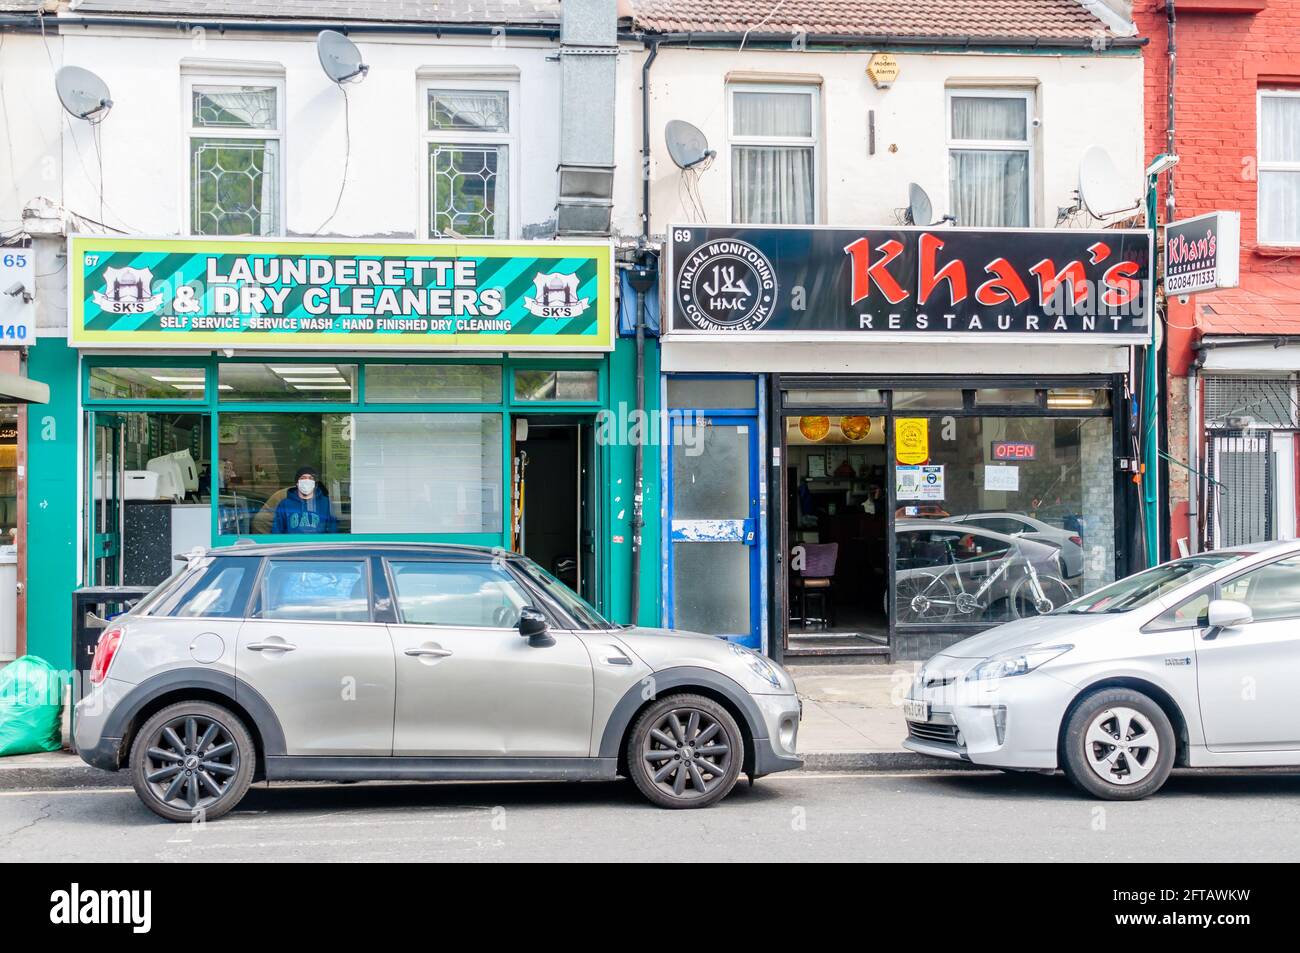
[729,643,783,689]
[965,644,1072,682]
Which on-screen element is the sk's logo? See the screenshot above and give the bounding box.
[92,267,165,315]
[523,272,591,319]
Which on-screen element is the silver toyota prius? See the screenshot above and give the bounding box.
[903,540,1300,799]
[74,543,801,821]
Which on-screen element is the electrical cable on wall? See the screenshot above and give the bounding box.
[313,84,352,237]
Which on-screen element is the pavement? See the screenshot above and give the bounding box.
[5,769,1300,861]
[0,662,927,791]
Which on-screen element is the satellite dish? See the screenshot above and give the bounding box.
[1078,145,1139,219]
[317,30,369,84]
[55,66,113,121]
[905,182,933,226]
[665,119,715,170]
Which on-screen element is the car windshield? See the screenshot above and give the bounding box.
[1055,552,1247,614]
[514,559,615,630]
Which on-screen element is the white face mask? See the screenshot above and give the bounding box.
[297,478,316,497]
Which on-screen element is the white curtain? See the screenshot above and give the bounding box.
[950,96,1029,228]
[1260,95,1300,244]
[731,90,815,224]
[193,86,276,129]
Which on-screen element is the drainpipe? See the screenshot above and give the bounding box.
[1166,0,1177,223]
[629,38,660,625]
[1187,358,1200,552]
[629,39,665,624]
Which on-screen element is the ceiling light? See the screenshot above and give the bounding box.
[291,384,353,391]
[152,375,205,383]
[270,366,341,375]
[282,377,347,384]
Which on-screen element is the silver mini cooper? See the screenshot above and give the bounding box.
[75,543,802,821]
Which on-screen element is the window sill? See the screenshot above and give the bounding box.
[1253,244,1300,257]
[1158,0,1266,11]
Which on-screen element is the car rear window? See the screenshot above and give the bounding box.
[147,557,259,618]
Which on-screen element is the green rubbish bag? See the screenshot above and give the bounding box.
[0,655,64,756]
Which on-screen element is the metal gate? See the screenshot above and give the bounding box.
[1207,430,1273,548]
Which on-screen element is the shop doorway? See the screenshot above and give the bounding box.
[85,410,210,587]
[512,417,598,605]
[782,414,890,655]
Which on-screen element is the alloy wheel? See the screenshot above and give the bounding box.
[641,707,732,801]
[142,714,241,811]
[1084,707,1160,786]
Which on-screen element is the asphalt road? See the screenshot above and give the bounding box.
[4,769,1300,862]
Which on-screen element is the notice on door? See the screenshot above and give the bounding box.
[894,418,929,465]
[984,465,1020,492]
[896,464,944,501]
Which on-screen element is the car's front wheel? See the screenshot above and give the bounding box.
[129,701,255,822]
[1061,689,1175,800]
[626,694,744,809]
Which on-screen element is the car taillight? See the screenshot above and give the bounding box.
[89,627,124,685]
[1069,535,1083,547]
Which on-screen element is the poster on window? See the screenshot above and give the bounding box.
[68,236,615,351]
[896,464,945,501]
[665,224,1152,342]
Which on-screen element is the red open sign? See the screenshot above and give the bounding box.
[991,441,1037,461]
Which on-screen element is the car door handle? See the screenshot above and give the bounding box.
[404,646,453,658]
[247,640,298,652]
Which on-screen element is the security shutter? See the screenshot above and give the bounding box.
[1207,431,1273,548]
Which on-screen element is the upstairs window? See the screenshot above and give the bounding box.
[948,90,1032,228]
[729,84,818,224]
[424,85,515,238]
[187,80,283,236]
[1259,90,1300,245]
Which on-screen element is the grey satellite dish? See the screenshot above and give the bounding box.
[1078,145,1138,219]
[665,119,716,169]
[317,30,369,84]
[905,182,933,226]
[55,66,113,121]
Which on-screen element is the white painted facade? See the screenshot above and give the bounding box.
[613,45,1146,238]
[2,25,564,249]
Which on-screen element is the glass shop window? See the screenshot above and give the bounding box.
[366,365,501,403]
[513,369,598,402]
[216,412,503,536]
[893,415,1115,627]
[89,367,207,401]
[218,364,358,402]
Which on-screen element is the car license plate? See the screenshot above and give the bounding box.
[902,699,930,722]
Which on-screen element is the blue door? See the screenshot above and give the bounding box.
[667,414,761,648]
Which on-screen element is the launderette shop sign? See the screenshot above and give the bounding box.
[69,236,614,351]
[666,224,1153,343]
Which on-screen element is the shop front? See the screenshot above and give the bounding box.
[661,224,1151,660]
[31,235,656,669]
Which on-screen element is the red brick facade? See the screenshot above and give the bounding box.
[1135,0,1300,550]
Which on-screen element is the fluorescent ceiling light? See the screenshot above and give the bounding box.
[292,384,352,391]
[169,384,207,391]
[270,366,341,375]
[152,375,205,383]
[282,377,347,384]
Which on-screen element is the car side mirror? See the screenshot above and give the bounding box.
[1204,599,1252,639]
[518,607,554,647]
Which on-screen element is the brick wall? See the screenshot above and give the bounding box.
[1135,0,1300,552]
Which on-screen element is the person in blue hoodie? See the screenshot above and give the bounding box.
[272,465,337,534]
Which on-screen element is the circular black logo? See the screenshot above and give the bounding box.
[675,238,778,331]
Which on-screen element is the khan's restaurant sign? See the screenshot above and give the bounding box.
[666,225,1153,342]
[69,236,615,350]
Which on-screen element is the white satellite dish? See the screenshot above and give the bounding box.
[1078,145,1139,219]
[906,182,933,227]
[665,119,715,169]
[55,66,113,121]
[317,30,369,84]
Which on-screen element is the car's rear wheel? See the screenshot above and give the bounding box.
[1061,689,1175,800]
[129,701,255,822]
[626,694,743,809]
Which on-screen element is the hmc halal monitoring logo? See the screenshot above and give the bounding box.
[675,232,778,331]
